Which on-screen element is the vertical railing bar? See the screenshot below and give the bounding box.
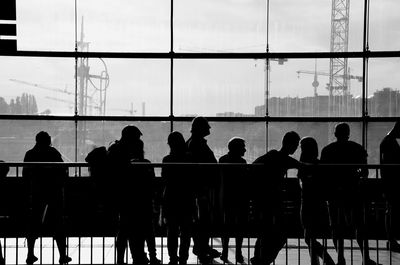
[16,166,19,177]
[161,235,164,265]
[39,237,42,265]
[298,238,300,265]
[3,238,6,263]
[15,237,18,265]
[248,237,250,265]
[90,237,93,264]
[376,239,379,265]
[350,239,353,265]
[78,237,81,265]
[114,237,116,265]
[102,237,105,264]
[285,238,288,265]
[52,238,55,265]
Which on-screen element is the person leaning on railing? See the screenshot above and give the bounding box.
[22,131,71,265]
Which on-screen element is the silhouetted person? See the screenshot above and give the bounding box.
[298,137,335,265]
[162,131,195,265]
[0,160,9,265]
[23,131,71,265]
[380,121,400,252]
[320,123,379,265]
[108,125,160,264]
[250,131,302,265]
[219,137,248,264]
[186,116,221,264]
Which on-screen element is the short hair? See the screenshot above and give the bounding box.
[121,125,142,141]
[282,131,300,146]
[228,137,245,151]
[334,123,350,139]
[35,131,51,146]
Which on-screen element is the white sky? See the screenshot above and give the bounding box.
[0,0,399,116]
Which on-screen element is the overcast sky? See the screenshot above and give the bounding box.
[1,0,399,116]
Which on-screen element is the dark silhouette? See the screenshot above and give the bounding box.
[250,131,302,265]
[320,123,379,265]
[0,160,9,265]
[380,121,400,252]
[22,131,71,265]
[107,125,160,264]
[162,131,195,265]
[186,116,221,264]
[297,137,335,265]
[219,137,248,264]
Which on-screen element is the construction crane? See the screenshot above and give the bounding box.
[9,79,75,96]
[297,60,362,97]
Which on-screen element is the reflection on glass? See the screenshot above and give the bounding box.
[368,58,400,117]
[269,0,363,52]
[76,59,170,116]
[174,60,264,117]
[369,0,400,51]
[269,59,363,117]
[77,0,170,52]
[0,57,75,116]
[174,0,266,53]
[16,0,74,51]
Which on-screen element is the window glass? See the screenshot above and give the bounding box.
[174,60,264,117]
[174,0,266,53]
[16,0,74,51]
[269,58,363,117]
[369,0,400,51]
[76,59,170,116]
[269,0,364,52]
[77,0,170,52]
[368,58,400,117]
[0,57,75,116]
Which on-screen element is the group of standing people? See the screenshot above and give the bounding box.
[3,117,400,265]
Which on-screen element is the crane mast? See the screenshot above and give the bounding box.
[329,0,350,116]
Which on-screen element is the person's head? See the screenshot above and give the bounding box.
[334,123,350,141]
[167,131,186,154]
[228,137,246,157]
[299,137,318,163]
[121,125,142,143]
[190,116,211,138]
[281,131,300,155]
[389,121,400,138]
[35,131,51,147]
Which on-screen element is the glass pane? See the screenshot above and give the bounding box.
[268,122,362,177]
[369,0,400,51]
[269,0,364,52]
[78,121,170,165]
[0,119,75,168]
[368,58,400,117]
[269,58,363,117]
[16,0,74,51]
[77,0,170,52]
[174,121,266,163]
[174,0,266,53]
[77,59,169,116]
[0,57,75,116]
[174,60,264,117]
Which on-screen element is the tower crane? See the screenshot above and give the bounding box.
[297,60,362,97]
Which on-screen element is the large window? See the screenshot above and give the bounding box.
[1,0,400,166]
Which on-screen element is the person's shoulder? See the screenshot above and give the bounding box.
[253,150,277,164]
[219,154,229,163]
[162,154,172,163]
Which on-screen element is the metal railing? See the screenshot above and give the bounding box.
[0,162,399,265]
